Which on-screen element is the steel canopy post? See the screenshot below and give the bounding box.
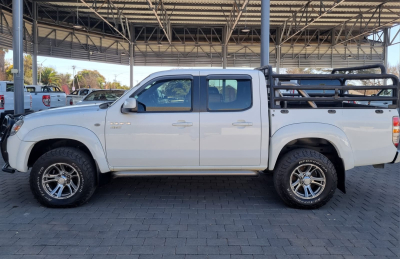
[222,26,227,69]
[383,28,389,85]
[32,1,38,85]
[130,24,135,88]
[261,0,270,66]
[12,0,24,115]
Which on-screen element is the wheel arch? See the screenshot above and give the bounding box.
[269,123,353,193]
[22,125,110,173]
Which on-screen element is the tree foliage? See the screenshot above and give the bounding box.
[74,69,105,89]
[40,67,60,86]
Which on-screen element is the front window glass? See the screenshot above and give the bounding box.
[84,90,125,101]
[207,79,252,111]
[134,79,192,112]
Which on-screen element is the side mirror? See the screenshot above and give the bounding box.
[121,98,137,113]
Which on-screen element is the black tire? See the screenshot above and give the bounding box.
[273,148,337,209]
[30,147,97,208]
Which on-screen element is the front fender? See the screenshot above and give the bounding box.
[21,125,110,173]
[269,123,354,171]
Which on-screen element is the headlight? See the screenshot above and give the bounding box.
[10,119,24,136]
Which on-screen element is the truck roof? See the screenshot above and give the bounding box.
[149,68,260,78]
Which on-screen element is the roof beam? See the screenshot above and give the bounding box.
[225,0,250,44]
[145,0,172,44]
[78,0,131,42]
[280,0,346,45]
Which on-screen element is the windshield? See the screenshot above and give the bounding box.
[84,90,125,101]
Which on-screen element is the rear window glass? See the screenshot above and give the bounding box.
[42,86,61,92]
[84,90,125,101]
[6,84,14,92]
[207,79,252,111]
[26,87,36,92]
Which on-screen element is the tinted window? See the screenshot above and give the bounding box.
[80,89,89,95]
[134,79,192,112]
[378,89,392,97]
[6,84,14,92]
[70,90,78,95]
[26,87,35,92]
[84,90,124,101]
[41,86,61,92]
[207,79,252,111]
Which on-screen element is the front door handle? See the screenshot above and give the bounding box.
[172,122,193,127]
[232,122,253,127]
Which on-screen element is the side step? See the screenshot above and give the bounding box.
[2,163,15,173]
[113,170,259,178]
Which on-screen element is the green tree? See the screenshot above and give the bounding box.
[74,69,105,89]
[40,67,60,86]
[0,48,7,81]
[104,81,129,90]
[23,55,33,85]
[4,55,33,84]
[59,73,72,87]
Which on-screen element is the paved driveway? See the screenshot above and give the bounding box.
[0,158,399,259]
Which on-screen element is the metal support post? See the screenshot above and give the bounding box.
[260,0,270,66]
[12,0,24,115]
[32,1,38,85]
[276,28,281,73]
[222,26,227,69]
[383,28,389,85]
[129,24,135,88]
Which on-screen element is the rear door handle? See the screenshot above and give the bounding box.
[232,122,253,127]
[172,122,193,127]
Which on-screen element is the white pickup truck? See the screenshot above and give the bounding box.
[66,88,96,106]
[1,65,399,209]
[0,81,32,121]
[26,85,67,111]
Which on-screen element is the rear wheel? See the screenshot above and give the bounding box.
[273,148,337,209]
[30,147,97,207]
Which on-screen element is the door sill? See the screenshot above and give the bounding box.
[113,170,259,177]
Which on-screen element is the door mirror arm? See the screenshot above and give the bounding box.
[121,98,138,113]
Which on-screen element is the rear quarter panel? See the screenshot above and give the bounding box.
[270,108,397,168]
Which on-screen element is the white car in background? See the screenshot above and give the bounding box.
[66,88,97,105]
[76,89,125,105]
[26,85,67,111]
[0,81,32,121]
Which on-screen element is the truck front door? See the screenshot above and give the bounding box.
[199,74,262,166]
[105,75,200,168]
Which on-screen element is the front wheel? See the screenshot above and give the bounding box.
[273,148,337,209]
[30,147,97,208]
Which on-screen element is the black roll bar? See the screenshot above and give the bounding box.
[331,64,386,74]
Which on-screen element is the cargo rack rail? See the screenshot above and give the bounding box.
[256,64,400,109]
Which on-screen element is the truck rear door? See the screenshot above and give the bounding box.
[199,72,262,166]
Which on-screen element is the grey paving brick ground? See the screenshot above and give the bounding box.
[0,158,398,259]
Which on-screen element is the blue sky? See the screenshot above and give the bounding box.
[5,25,400,86]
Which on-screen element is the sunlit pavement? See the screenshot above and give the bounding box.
[0,158,399,259]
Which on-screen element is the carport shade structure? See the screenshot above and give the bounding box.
[2,0,400,110]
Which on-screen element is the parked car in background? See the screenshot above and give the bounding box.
[26,85,67,112]
[0,81,32,121]
[76,89,125,105]
[66,88,96,105]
